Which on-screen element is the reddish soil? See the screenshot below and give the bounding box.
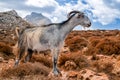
[0,30,120,80]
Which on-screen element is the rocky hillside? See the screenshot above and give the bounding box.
[0,10,31,45]
[0,30,120,80]
[24,12,51,26]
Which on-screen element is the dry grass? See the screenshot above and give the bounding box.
[0,62,50,78]
[90,54,115,74]
[85,37,101,55]
[88,36,101,47]
[0,42,15,60]
[92,59,113,73]
[95,38,120,55]
[86,36,120,55]
[58,52,90,70]
[31,54,52,68]
[0,42,12,54]
[0,30,120,80]
[65,36,89,52]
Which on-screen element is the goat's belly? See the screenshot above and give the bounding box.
[32,44,50,51]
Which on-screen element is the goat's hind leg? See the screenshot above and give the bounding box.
[25,49,33,62]
[14,48,25,66]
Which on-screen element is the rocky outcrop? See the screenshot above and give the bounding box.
[0,10,31,45]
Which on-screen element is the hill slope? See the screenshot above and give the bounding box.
[0,10,31,44]
[24,12,51,26]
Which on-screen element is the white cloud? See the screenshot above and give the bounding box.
[86,0,120,25]
[25,0,84,22]
[43,0,90,23]
[0,2,30,18]
[16,10,30,18]
[25,0,59,8]
[116,0,120,2]
[0,3,10,11]
[0,0,120,29]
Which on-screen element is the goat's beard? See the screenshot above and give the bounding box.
[83,26,86,30]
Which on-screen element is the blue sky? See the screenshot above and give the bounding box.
[0,0,120,30]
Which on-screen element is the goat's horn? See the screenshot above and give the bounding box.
[67,10,80,18]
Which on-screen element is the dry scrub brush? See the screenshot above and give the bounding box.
[85,36,101,55]
[31,54,52,68]
[65,36,89,52]
[95,38,120,55]
[0,42,12,54]
[0,42,14,60]
[88,36,101,47]
[92,58,113,73]
[58,52,90,71]
[0,62,50,78]
[86,37,120,55]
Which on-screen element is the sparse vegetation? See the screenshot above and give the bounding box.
[0,30,120,80]
[95,38,120,55]
[58,52,89,70]
[31,54,52,68]
[65,35,89,52]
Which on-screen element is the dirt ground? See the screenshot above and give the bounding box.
[0,30,120,80]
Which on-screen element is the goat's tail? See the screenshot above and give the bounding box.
[15,26,20,38]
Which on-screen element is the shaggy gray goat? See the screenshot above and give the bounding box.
[14,10,91,75]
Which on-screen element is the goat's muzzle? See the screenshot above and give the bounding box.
[84,22,91,28]
[87,22,91,27]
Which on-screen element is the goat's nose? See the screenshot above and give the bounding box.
[88,22,91,27]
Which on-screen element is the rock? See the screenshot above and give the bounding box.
[112,61,120,76]
[0,57,4,62]
[67,71,78,78]
[61,46,70,53]
[65,60,77,70]
[77,69,109,80]
[0,10,31,44]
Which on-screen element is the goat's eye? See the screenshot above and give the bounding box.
[78,14,84,18]
[81,15,84,18]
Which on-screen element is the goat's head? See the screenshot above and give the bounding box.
[68,10,91,27]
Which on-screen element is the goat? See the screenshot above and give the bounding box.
[14,10,91,75]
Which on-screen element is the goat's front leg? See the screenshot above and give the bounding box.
[51,48,61,76]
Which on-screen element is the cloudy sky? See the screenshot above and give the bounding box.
[0,0,120,30]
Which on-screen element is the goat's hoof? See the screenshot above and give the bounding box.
[53,70,62,76]
[14,63,18,67]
